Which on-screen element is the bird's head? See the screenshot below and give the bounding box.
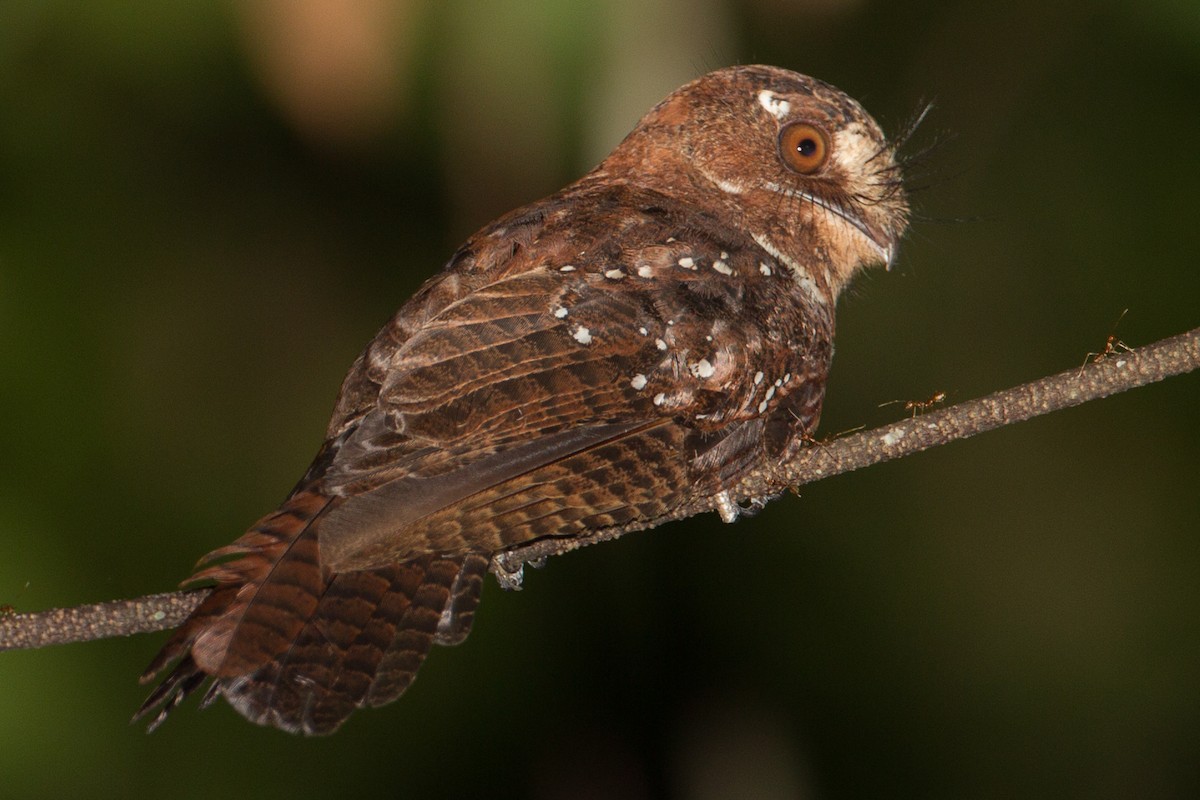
[600,65,910,298]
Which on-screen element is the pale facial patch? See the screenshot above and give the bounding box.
[830,122,880,179]
[760,179,890,274]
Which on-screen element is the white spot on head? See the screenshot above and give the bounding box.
[559,264,576,272]
[759,262,772,276]
[881,429,906,446]
[630,374,648,390]
[655,338,668,351]
[637,264,654,278]
[553,306,569,318]
[678,257,695,269]
[604,268,624,280]
[753,371,764,385]
[690,359,715,379]
[653,392,666,406]
[572,326,592,345]
[757,90,791,120]
[712,260,733,275]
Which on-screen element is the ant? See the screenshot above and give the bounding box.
[0,581,30,616]
[879,391,947,418]
[1079,309,1132,377]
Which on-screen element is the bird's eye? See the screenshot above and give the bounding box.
[778,122,829,174]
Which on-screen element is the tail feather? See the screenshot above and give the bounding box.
[219,554,488,735]
[136,488,488,735]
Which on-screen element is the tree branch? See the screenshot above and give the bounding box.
[2,325,1197,652]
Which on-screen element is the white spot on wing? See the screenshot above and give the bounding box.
[553,306,568,318]
[753,371,764,385]
[559,264,576,272]
[759,262,772,276]
[678,257,696,269]
[713,260,733,275]
[637,264,653,278]
[656,338,668,351]
[572,326,592,345]
[690,359,715,379]
[604,269,624,280]
[653,392,666,406]
[631,374,647,390]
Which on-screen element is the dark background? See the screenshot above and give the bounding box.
[2,1,1198,798]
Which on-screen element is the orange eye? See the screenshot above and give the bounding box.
[778,122,829,174]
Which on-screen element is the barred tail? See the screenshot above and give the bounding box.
[135,488,487,735]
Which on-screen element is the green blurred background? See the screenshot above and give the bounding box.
[1,1,1198,798]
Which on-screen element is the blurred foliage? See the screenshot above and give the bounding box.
[1,1,1198,798]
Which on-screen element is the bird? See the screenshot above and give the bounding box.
[135,64,910,735]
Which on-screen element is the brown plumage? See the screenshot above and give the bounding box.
[136,65,909,734]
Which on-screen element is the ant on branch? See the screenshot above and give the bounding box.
[1078,309,1133,377]
[879,391,947,418]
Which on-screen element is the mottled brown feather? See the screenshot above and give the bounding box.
[137,64,908,735]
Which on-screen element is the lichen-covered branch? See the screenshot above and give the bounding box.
[0,591,204,652]
[2,325,1197,652]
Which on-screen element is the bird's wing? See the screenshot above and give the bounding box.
[315,195,821,571]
